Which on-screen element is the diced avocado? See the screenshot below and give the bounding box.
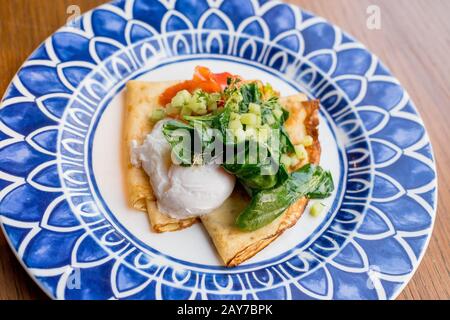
[256,115,262,126]
[225,91,243,112]
[230,112,241,121]
[171,90,191,108]
[181,105,193,116]
[166,104,181,115]
[257,127,270,142]
[208,92,221,109]
[189,92,208,115]
[240,113,258,126]
[150,108,166,122]
[303,135,314,147]
[190,102,207,115]
[273,108,283,120]
[229,119,243,131]
[280,154,292,168]
[310,202,325,217]
[290,154,300,167]
[263,83,275,98]
[264,114,276,125]
[208,101,218,111]
[249,103,261,114]
[294,144,307,160]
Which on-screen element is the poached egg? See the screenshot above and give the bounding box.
[131,119,235,219]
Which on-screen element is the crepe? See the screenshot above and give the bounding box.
[124,80,198,233]
[201,95,321,266]
[124,80,321,262]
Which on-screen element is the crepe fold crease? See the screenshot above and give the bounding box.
[124,80,198,233]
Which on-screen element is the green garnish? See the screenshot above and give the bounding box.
[310,202,326,217]
[161,79,334,231]
[236,164,334,231]
[150,108,166,122]
[168,89,221,116]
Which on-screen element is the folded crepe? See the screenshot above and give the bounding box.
[124,80,198,232]
[200,95,321,266]
[124,80,321,266]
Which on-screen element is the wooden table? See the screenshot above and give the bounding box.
[0,0,449,300]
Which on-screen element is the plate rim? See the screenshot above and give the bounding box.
[0,0,438,300]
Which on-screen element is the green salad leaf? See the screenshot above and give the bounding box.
[161,120,194,166]
[236,164,334,231]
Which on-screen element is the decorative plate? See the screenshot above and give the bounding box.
[0,0,437,300]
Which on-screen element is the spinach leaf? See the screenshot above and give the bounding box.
[239,162,289,194]
[236,164,334,231]
[240,82,261,112]
[222,142,269,188]
[216,106,232,138]
[222,137,287,191]
[162,120,194,166]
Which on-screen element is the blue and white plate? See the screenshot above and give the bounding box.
[0,0,437,300]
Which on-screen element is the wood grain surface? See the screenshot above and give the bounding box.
[0,0,449,300]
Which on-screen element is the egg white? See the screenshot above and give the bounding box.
[131,119,236,219]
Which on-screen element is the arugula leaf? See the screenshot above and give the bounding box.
[235,164,334,231]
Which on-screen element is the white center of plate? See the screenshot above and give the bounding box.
[91,59,341,266]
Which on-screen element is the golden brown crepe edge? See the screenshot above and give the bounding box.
[145,200,199,233]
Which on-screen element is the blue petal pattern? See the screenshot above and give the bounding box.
[3,224,33,251]
[263,5,296,39]
[92,9,128,44]
[302,23,335,55]
[45,199,80,228]
[329,266,379,300]
[0,142,53,176]
[176,0,208,25]
[220,0,254,28]
[0,102,57,135]
[52,32,93,63]
[334,49,372,76]
[38,95,70,119]
[375,197,432,231]
[133,0,167,32]
[75,235,110,264]
[29,128,58,153]
[29,163,61,188]
[359,81,404,111]
[24,229,84,268]
[0,185,60,221]
[19,66,70,96]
